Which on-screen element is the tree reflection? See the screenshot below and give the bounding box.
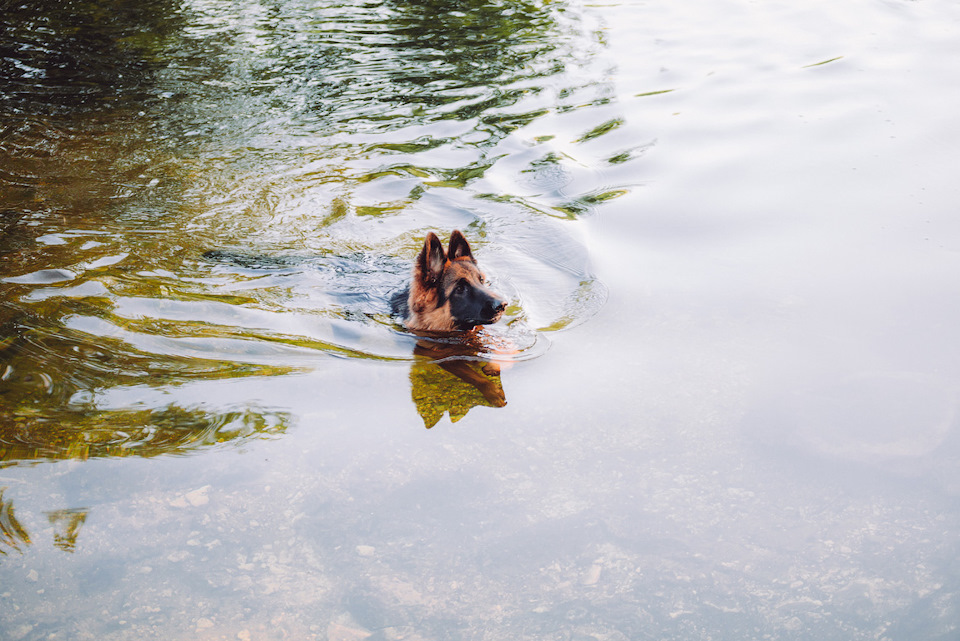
[386,0,569,97]
[0,403,290,466]
[0,0,181,115]
[0,489,92,556]
[0,488,31,555]
[1,0,583,439]
[278,0,576,138]
[0,300,296,466]
[46,508,89,552]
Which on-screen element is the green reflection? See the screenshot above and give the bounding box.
[0,490,92,556]
[0,488,31,555]
[1,0,616,446]
[552,188,630,219]
[46,508,89,552]
[802,56,844,68]
[634,88,676,98]
[410,359,505,429]
[574,118,624,144]
[0,0,182,116]
[0,404,290,466]
[0,303,294,465]
[407,336,509,428]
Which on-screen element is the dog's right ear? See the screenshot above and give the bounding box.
[417,232,447,284]
[447,229,475,262]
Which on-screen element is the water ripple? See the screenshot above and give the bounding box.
[0,0,636,427]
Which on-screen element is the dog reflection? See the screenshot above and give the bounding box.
[408,335,508,428]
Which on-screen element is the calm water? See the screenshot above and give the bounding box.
[3,0,960,638]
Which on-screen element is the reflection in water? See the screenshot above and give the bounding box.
[2,0,960,636]
[0,301,295,464]
[0,0,180,116]
[0,488,30,555]
[0,489,90,555]
[409,335,511,428]
[46,508,89,552]
[0,404,291,466]
[0,0,619,457]
[411,359,505,429]
[749,370,960,466]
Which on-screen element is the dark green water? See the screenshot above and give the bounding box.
[3,0,960,639]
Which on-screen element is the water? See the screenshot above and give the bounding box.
[2,0,960,638]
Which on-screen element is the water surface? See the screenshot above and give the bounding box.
[3,0,960,639]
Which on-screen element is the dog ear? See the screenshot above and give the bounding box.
[417,232,447,283]
[447,229,475,262]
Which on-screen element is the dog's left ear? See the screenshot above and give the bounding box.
[448,230,475,262]
[417,232,447,284]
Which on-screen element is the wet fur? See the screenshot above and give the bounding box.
[392,230,506,332]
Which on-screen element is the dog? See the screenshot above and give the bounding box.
[391,230,507,332]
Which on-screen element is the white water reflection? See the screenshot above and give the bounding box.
[759,371,957,462]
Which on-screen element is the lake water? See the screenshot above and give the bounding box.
[3,0,960,639]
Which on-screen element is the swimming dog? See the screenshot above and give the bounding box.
[391,230,507,332]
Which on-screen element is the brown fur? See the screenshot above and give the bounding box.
[398,230,505,332]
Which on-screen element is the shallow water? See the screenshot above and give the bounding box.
[3,0,960,639]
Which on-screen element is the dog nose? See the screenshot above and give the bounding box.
[490,299,507,316]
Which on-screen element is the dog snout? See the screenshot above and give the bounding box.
[486,297,507,319]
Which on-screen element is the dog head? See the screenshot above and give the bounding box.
[409,230,507,332]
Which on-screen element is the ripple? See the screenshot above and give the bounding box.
[0,404,292,466]
[3,269,75,285]
[0,0,633,426]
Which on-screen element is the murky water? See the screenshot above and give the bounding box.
[3,0,960,638]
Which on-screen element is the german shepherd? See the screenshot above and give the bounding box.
[392,230,507,332]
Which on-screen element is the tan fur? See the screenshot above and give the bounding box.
[406,276,455,331]
[406,260,478,332]
[402,231,502,332]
